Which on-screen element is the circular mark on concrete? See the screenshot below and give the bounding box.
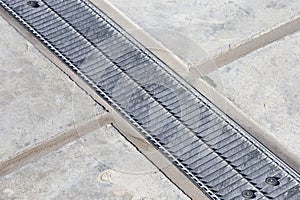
[98,169,116,183]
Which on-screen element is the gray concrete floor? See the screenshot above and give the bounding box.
[0,125,189,200]
[108,0,300,66]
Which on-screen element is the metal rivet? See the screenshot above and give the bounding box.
[27,1,40,8]
[265,177,280,186]
[242,190,256,199]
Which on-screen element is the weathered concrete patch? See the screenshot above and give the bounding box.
[207,31,300,160]
[0,125,189,200]
[0,16,104,162]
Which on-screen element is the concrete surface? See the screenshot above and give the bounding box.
[107,0,300,66]
[207,30,300,160]
[0,15,104,162]
[0,125,189,200]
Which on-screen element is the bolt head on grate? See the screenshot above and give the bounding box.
[265,177,280,186]
[242,190,256,199]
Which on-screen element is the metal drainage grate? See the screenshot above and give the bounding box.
[1,0,300,199]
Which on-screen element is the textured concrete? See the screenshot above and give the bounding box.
[0,16,104,162]
[0,125,189,200]
[207,31,300,160]
[108,0,300,66]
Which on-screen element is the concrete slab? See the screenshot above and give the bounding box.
[0,125,189,200]
[0,16,104,162]
[207,31,300,160]
[107,0,300,66]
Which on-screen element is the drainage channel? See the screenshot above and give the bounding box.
[1,0,300,199]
